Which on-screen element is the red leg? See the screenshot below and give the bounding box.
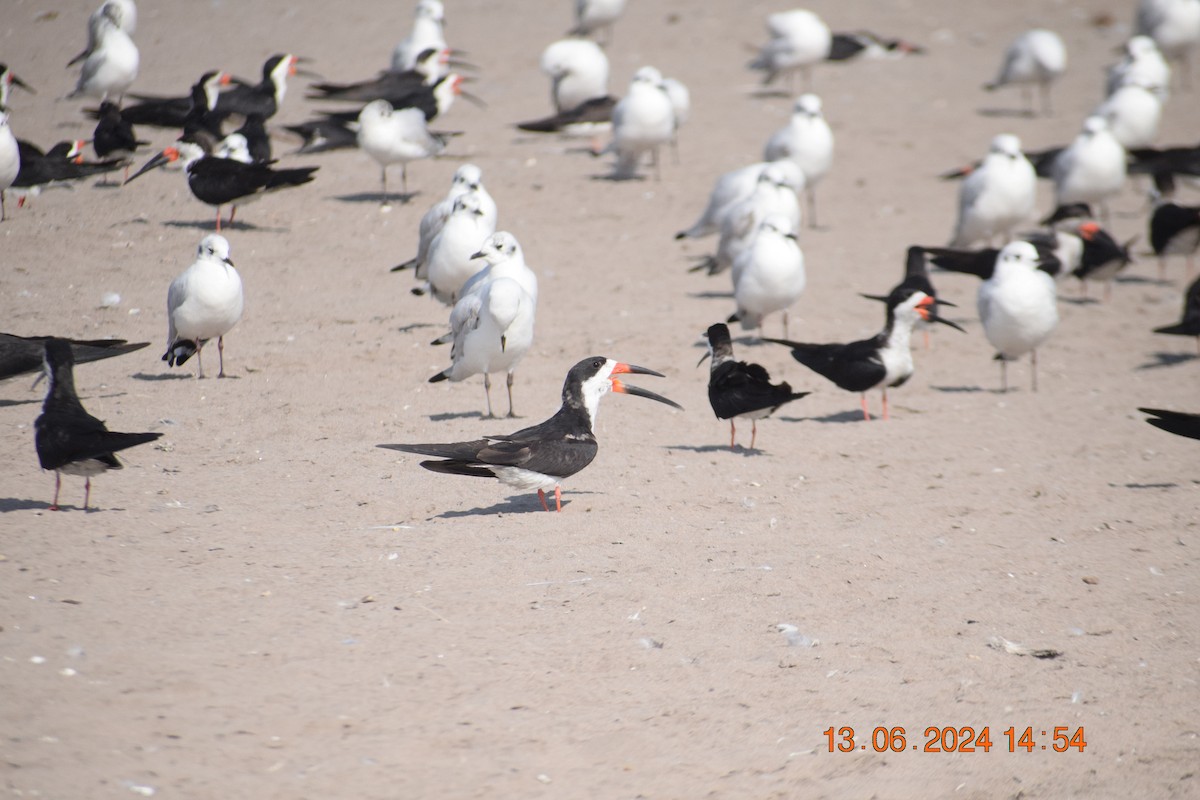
[215,207,222,232]
[537,489,550,512]
[554,485,562,512]
[729,421,736,449]
[860,393,871,421]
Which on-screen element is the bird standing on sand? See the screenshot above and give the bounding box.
[977,239,1060,392]
[35,338,161,511]
[379,357,681,512]
[702,323,809,449]
[984,29,1067,115]
[163,234,244,379]
[356,100,448,206]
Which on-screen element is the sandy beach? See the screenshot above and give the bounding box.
[2,0,1198,797]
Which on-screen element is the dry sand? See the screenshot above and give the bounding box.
[2,0,1198,797]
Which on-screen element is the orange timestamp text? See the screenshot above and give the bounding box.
[824,725,1087,753]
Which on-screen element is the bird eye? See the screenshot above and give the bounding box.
[593,358,604,368]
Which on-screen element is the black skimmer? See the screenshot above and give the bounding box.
[983,29,1067,115]
[1153,274,1200,352]
[1139,407,1200,441]
[67,2,139,104]
[516,95,617,137]
[216,54,308,121]
[306,47,445,102]
[12,139,123,205]
[1,334,147,381]
[1149,201,1200,276]
[34,338,161,511]
[125,139,318,230]
[378,357,681,512]
[0,63,35,108]
[827,31,924,61]
[0,111,18,222]
[163,234,243,378]
[109,70,230,135]
[1069,221,1135,299]
[977,240,1060,392]
[764,286,964,420]
[862,246,953,349]
[1127,143,1200,193]
[91,100,149,180]
[701,323,809,449]
[923,234,1064,282]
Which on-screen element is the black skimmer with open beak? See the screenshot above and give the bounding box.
[861,246,956,349]
[378,357,682,512]
[34,338,162,511]
[125,139,318,230]
[765,286,964,420]
[701,323,809,450]
[1,333,147,381]
[12,139,123,206]
[1139,408,1200,441]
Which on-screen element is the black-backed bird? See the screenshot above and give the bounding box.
[1139,408,1200,441]
[378,357,681,512]
[1153,274,1200,353]
[1,334,147,381]
[34,338,161,511]
[702,323,809,449]
[1149,201,1200,278]
[765,286,963,420]
[125,139,317,230]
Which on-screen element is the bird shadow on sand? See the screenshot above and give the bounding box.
[334,191,418,205]
[931,384,992,394]
[1059,295,1102,306]
[1115,481,1179,490]
[748,88,793,100]
[163,219,284,234]
[130,372,197,381]
[436,493,592,518]
[0,497,56,513]
[688,290,734,300]
[667,443,764,457]
[428,410,488,422]
[801,409,873,424]
[395,322,438,334]
[976,107,1038,119]
[1135,351,1199,370]
[0,396,43,408]
[1116,274,1171,286]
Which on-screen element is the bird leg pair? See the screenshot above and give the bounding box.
[537,485,563,512]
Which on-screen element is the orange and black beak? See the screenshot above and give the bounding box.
[915,295,966,331]
[610,363,684,410]
[124,147,179,185]
[292,56,322,80]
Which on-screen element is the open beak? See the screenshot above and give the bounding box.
[124,149,174,185]
[609,363,684,410]
[696,350,712,368]
[916,296,966,332]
